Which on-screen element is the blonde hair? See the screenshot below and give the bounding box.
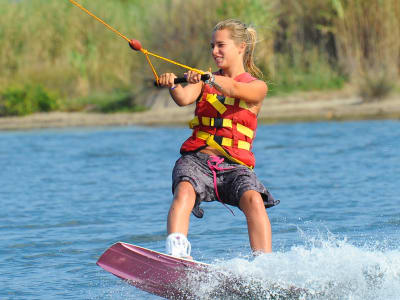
[213,19,263,79]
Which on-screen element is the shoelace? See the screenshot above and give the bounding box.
[207,156,235,215]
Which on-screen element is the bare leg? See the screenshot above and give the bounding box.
[167,181,196,235]
[239,190,272,253]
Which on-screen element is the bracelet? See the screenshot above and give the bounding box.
[206,74,223,91]
[205,74,216,87]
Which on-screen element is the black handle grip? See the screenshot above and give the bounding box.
[174,74,210,84]
[154,74,210,87]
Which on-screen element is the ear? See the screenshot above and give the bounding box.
[238,41,246,55]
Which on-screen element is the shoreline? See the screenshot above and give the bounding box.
[1,91,399,131]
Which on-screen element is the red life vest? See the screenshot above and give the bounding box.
[180,72,259,168]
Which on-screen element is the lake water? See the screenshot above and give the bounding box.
[1,120,399,299]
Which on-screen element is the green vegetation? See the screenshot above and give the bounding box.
[0,84,59,116]
[331,0,400,100]
[62,90,147,113]
[0,0,399,116]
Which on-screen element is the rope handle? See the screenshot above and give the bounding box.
[153,74,210,87]
[175,74,210,84]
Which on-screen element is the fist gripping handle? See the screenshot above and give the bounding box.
[154,74,210,86]
[173,74,210,84]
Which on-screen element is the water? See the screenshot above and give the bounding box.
[1,120,399,299]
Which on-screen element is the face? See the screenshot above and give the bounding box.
[211,29,245,69]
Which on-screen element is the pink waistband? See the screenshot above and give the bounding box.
[207,156,235,215]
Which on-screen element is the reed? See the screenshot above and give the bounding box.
[0,0,398,114]
[265,0,345,94]
[0,0,147,96]
[332,0,400,100]
[143,0,276,75]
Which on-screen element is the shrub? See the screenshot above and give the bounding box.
[0,87,34,116]
[358,70,395,102]
[0,85,59,116]
[61,90,147,113]
[33,85,59,112]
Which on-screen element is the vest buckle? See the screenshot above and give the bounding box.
[217,95,225,104]
[214,118,223,128]
[214,135,223,145]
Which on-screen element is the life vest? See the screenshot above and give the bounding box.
[180,72,259,168]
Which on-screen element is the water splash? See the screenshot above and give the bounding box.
[184,233,400,299]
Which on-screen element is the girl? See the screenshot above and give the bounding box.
[158,19,279,258]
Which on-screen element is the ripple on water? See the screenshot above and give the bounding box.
[1,121,399,299]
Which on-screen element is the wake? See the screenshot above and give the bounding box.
[184,234,400,299]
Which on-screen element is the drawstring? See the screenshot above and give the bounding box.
[207,156,235,216]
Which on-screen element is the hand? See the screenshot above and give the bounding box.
[159,73,177,89]
[184,70,203,84]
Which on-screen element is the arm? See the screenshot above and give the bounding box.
[169,82,203,107]
[158,72,203,107]
[209,74,268,105]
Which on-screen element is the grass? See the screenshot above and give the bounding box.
[332,0,400,100]
[0,0,398,116]
[61,90,147,113]
[267,51,346,96]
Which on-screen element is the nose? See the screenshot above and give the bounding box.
[212,45,218,56]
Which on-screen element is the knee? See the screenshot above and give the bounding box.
[239,190,266,215]
[173,181,196,204]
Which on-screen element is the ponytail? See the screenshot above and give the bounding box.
[244,27,263,79]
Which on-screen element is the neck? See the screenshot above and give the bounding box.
[220,62,246,78]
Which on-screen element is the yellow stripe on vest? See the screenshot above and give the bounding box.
[190,116,253,140]
[223,97,250,110]
[196,131,250,151]
[222,119,233,128]
[224,97,235,106]
[238,140,251,150]
[200,117,233,128]
[236,123,254,139]
[239,100,249,109]
[189,116,199,129]
[201,117,212,126]
[196,131,252,168]
[206,94,227,114]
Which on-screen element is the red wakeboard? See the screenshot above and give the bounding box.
[97,242,313,299]
[97,242,209,298]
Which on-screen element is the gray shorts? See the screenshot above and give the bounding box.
[172,152,279,218]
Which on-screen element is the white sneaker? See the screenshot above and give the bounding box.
[166,233,191,259]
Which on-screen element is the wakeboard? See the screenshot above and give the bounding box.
[97,242,316,299]
[96,242,209,298]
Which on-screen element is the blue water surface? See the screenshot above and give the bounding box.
[1,120,399,299]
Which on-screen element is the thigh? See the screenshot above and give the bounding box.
[221,166,279,209]
[172,153,215,218]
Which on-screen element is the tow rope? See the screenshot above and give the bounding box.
[68,0,205,84]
